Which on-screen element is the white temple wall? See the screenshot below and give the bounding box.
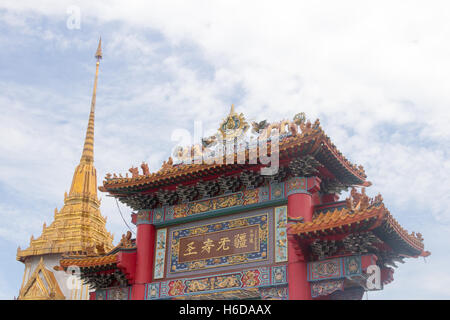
[20,254,92,300]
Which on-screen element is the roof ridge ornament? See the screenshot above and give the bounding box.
[345,188,384,212]
[104,110,368,185]
[218,104,249,141]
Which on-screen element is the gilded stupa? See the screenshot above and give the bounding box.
[16,38,114,300]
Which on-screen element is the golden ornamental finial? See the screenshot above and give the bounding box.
[95,37,102,60]
[80,38,102,164]
[218,104,249,141]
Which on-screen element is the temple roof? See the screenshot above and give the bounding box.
[58,232,135,289]
[60,252,118,268]
[59,231,135,268]
[100,113,368,195]
[290,188,430,258]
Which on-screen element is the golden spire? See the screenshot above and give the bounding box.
[80,37,102,164]
[17,39,114,264]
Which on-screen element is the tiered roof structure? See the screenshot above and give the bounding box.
[59,106,429,300]
[291,190,429,282]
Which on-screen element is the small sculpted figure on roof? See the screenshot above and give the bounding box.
[141,162,150,175]
[129,166,139,178]
[251,120,269,134]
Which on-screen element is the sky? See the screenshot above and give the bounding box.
[0,1,449,299]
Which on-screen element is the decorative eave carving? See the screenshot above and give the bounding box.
[288,155,321,177]
[240,170,266,189]
[218,175,242,193]
[156,189,178,206]
[176,185,199,203]
[197,180,221,198]
[320,178,349,195]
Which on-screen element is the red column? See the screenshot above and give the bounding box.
[288,192,313,222]
[131,223,156,300]
[287,237,311,300]
[287,176,320,300]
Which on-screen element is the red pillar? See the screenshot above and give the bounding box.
[288,192,313,222]
[286,176,320,300]
[131,223,156,300]
[287,237,311,300]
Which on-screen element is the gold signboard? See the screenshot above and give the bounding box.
[169,212,269,273]
[179,225,260,263]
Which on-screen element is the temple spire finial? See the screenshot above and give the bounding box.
[230,104,235,114]
[95,37,102,61]
[80,38,102,163]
